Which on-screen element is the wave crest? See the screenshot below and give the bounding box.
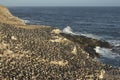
[62,26,74,34]
[94,46,120,59]
[23,19,30,23]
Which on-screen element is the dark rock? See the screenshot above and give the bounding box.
[60,33,112,58]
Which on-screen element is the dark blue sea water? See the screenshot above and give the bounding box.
[9,7,120,67]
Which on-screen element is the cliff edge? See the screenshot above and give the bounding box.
[0,5,120,80]
[0,5,25,25]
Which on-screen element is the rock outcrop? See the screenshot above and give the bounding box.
[0,5,120,80]
[60,33,112,58]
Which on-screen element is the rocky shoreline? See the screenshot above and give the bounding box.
[0,5,120,80]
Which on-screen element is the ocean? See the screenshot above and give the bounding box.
[8,7,120,67]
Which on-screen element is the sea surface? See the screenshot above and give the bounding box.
[9,7,120,67]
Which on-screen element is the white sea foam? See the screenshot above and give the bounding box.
[62,26,75,34]
[80,33,102,40]
[63,26,102,40]
[94,46,120,59]
[23,19,30,23]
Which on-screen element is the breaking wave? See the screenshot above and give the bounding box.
[94,46,120,67]
[23,19,30,24]
[63,26,102,40]
[94,46,120,59]
[77,32,102,40]
[62,26,75,34]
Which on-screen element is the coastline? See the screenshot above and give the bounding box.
[1,5,120,79]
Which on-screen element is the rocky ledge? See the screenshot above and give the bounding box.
[0,5,120,80]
